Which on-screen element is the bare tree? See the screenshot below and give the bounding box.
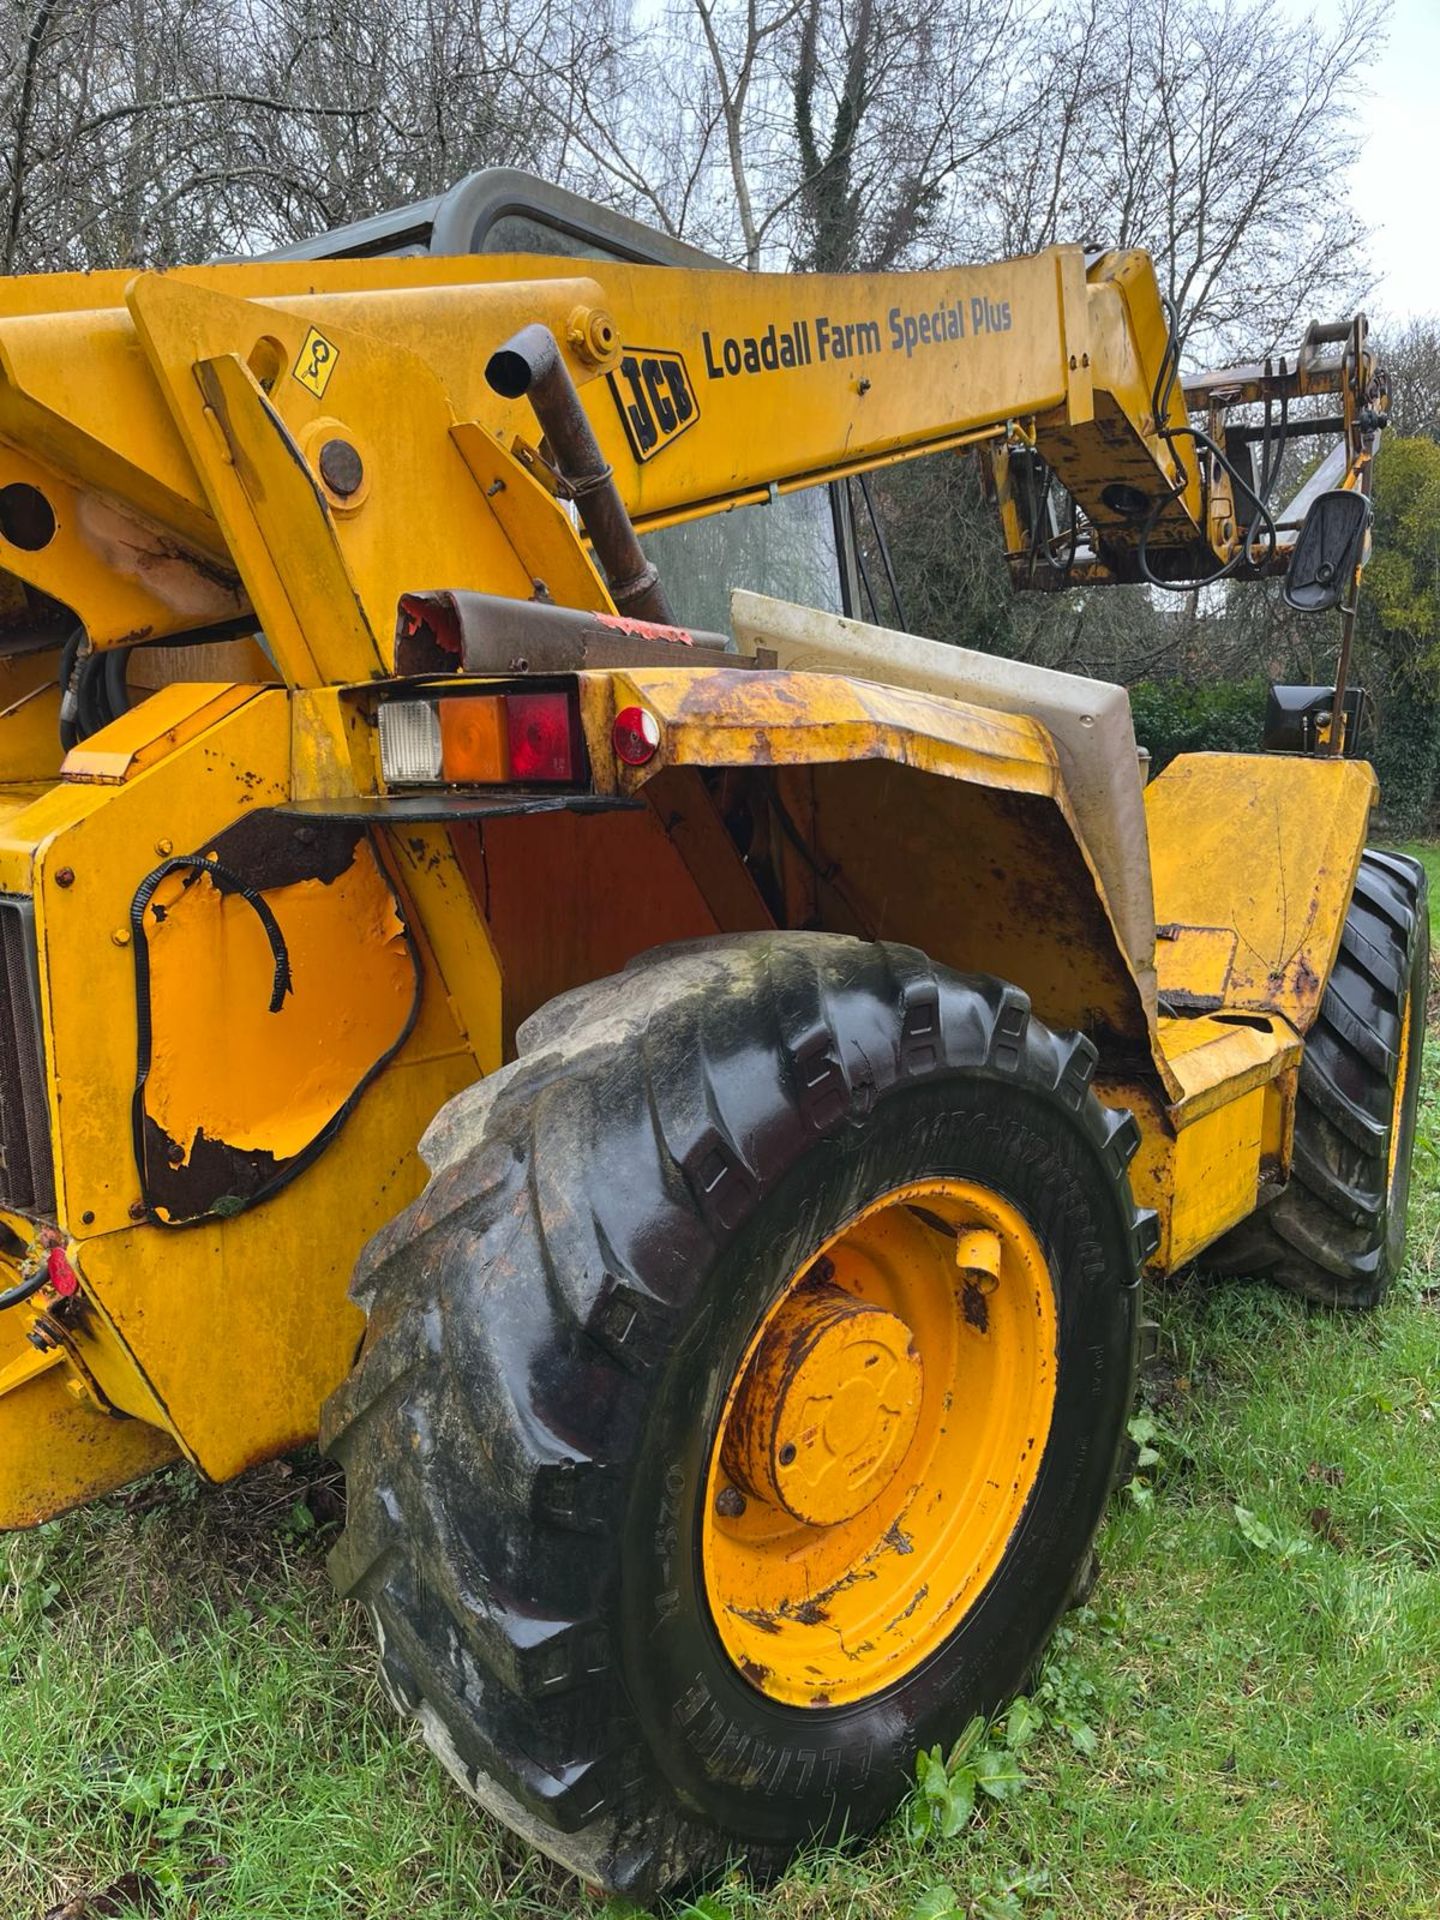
[978,0,1381,358]
[0,0,608,271]
[551,0,1022,270]
[1381,317,1440,441]
[898,0,1387,675]
[237,0,597,241]
[789,0,1018,271]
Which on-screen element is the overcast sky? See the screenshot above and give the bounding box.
[1304,0,1440,321]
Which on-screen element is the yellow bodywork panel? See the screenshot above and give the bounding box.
[1154,923,1238,1008]
[1147,752,1376,1030]
[0,1306,178,1528]
[291,687,382,803]
[60,681,260,783]
[383,823,505,1076]
[0,689,502,1488]
[1160,1010,1301,1118]
[614,665,1061,796]
[0,683,65,785]
[19,695,293,1231]
[0,434,245,647]
[618,666,1158,1055]
[139,840,417,1214]
[71,1045,477,1481]
[1128,750,1376,1263]
[0,648,66,789]
[1167,1087,1270,1264]
[1117,1012,1304,1269]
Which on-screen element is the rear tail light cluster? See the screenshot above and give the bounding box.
[379,690,581,787]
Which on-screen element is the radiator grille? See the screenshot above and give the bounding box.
[0,897,54,1216]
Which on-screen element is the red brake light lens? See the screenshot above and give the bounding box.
[505,692,578,781]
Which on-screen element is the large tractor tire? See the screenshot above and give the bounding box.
[321,935,1151,1898]
[1208,849,1428,1308]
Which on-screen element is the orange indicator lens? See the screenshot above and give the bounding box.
[438,696,508,782]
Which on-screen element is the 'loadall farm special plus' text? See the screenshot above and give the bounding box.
[0,173,1419,1898]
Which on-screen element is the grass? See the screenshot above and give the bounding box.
[5,910,1440,1919]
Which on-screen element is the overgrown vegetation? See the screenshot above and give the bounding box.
[1128,678,1266,774]
[6,886,1438,1920]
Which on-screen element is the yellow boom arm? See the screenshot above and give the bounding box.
[0,243,1379,679]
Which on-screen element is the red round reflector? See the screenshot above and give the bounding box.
[613,705,661,767]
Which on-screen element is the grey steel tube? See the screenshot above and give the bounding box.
[485,323,676,626]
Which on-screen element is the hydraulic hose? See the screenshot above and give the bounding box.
[484,324,676,627]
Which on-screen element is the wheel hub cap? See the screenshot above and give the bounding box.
[722,1279,923,1526]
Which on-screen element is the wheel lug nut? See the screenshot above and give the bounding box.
[715,1484,747,1519]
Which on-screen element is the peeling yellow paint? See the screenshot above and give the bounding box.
[143,847,413,1163]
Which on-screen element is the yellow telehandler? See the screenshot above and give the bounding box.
[0,171,1421,1896]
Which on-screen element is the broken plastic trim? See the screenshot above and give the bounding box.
[127,838,421,1228]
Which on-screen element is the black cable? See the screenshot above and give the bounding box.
[0,1268,48,1313]
[1245,366,1289,570]
[850,478,881,622]
[101,647,130,726]
[1137,296,1278,593]
[1023,452,1047,585]
[75,647,108,740]
[1152,300,1185,482]
[131,856,293,1017]
[57,627,83,750]
[57,630,133,750]
[1038,487,1081,580]
[126,831,422,1230]
[857,471,907,629]
[1257,377,1273,514]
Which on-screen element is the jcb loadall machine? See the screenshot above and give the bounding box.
[0,172,1419,1896]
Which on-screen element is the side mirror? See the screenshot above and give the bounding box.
[1284,489,1372,612]
[1263,683,1370,757]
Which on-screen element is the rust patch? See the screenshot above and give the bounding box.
[206,812,361,891]
[1162,988,1226,1014]
[729,1605,783,1635]
[961,1277,990,1332]
[882,1582,929,1637]
[141,1115,281,1221]
[786,1562,878,1614]
[740,1658,771,1686]
[907,1203,956,1239]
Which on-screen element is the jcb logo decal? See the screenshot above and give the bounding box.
[607,348,698,462]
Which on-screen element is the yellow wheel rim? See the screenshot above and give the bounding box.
[1388,991,1415,1192]
[702,1178,1058,1707]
